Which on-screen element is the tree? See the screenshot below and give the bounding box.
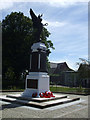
[5,67,15,81]
[2,12,54,82]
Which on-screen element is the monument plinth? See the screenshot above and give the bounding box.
[22,42,49,97]
[30,42,47,72]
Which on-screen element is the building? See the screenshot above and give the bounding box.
[49,62,76,87]
[49,62,90,88]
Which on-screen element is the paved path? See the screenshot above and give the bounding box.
[0,92,89,118]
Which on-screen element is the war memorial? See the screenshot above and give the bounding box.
[0,9,80,109]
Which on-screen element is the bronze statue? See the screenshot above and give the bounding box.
[30,9,48,42]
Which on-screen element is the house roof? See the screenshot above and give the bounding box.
[49,62,74,74]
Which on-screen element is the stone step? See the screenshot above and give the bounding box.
[0,95,80,109]
[6,94,68,102]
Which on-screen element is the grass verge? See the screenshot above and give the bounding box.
[1,86,90,95]
[50,86,90,95]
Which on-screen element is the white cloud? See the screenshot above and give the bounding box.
[50,21,88,47]
[42,20,67,27]
[0,0,37,10]
[1,0,89,10]
[48,0,89,7]
[0,1,14,10]
[48,0,89,2]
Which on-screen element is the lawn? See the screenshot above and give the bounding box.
[1,85,90,95]
[50,86,90,95]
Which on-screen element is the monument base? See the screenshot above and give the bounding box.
[21,72,49,97]
[1,93,80,109]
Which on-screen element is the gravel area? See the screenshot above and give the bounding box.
[0,92,89,118]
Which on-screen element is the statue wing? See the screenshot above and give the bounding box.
[30,9,38,23]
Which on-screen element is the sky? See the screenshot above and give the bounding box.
[0,0,89,70]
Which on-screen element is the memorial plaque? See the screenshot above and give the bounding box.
[27,79,38,89]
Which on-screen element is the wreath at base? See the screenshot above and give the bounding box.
[32,91,55,98]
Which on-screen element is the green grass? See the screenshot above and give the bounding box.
[50,86,90,94]
[2,85,90,94]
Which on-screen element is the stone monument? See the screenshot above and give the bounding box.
[22,9,50,97]
[0,9,80,108]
